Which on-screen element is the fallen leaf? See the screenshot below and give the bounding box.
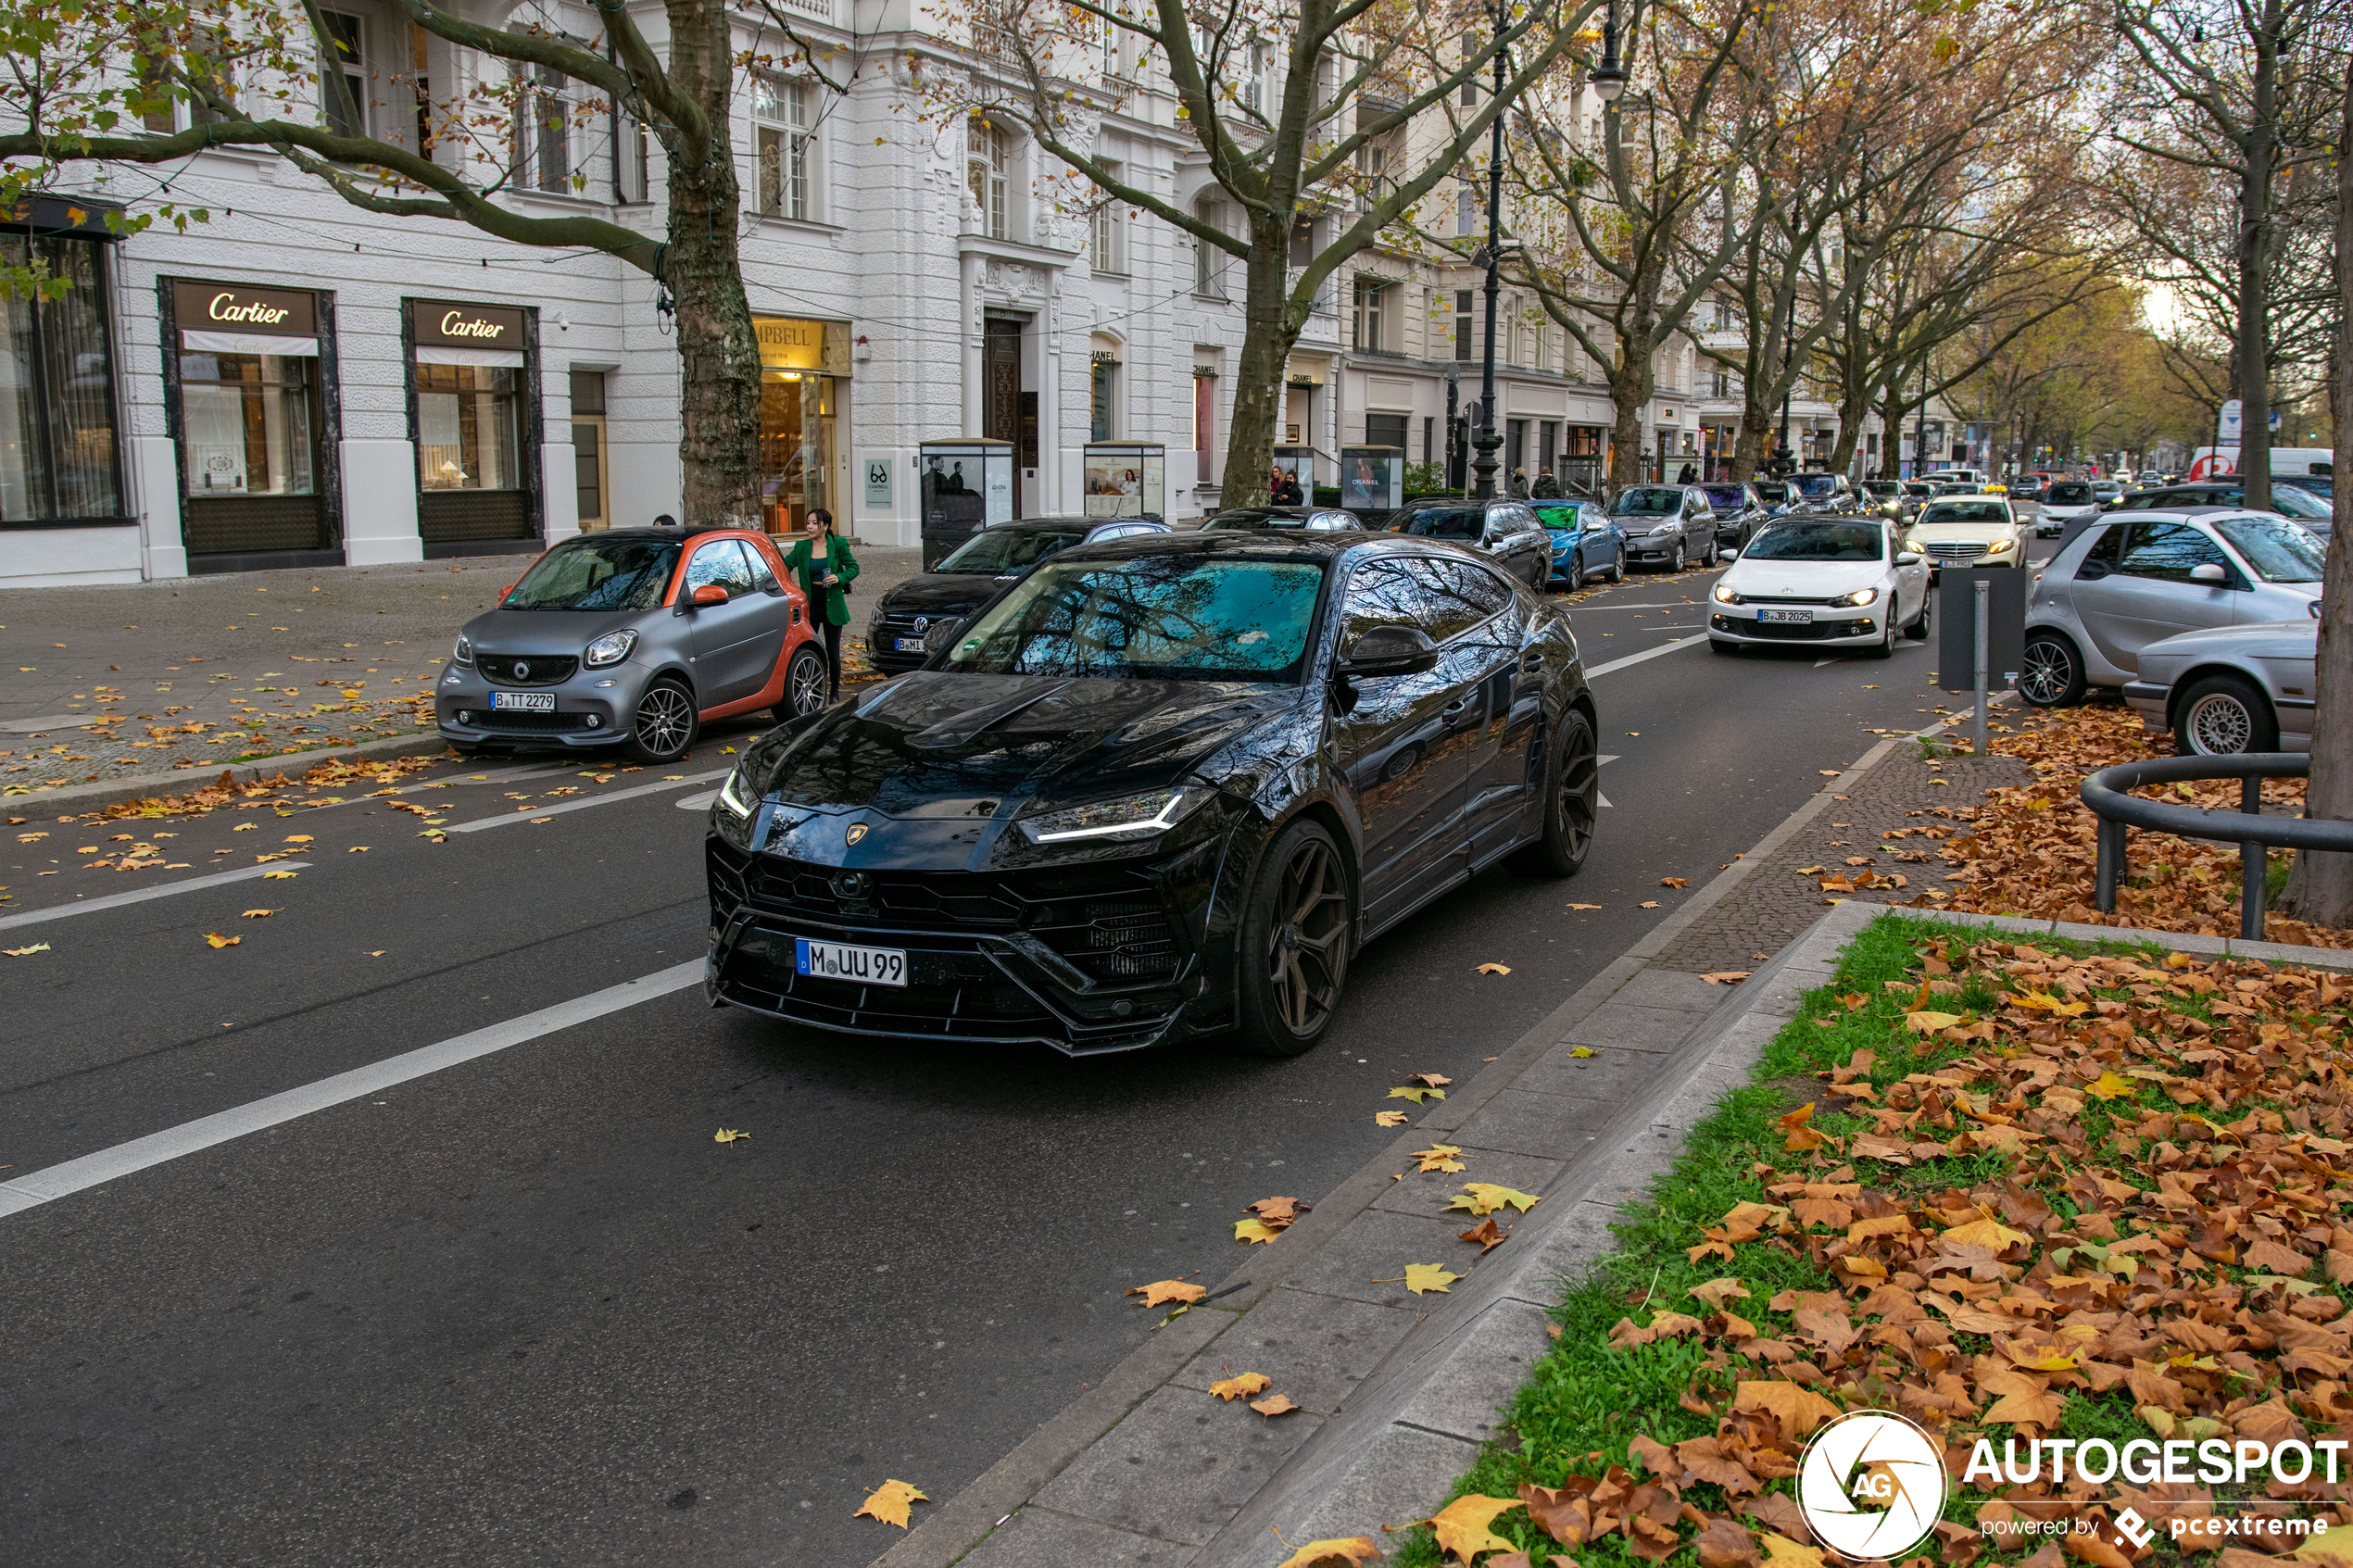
[1250,1393,1302,1417]
[1127,1280,1206,1309]
[262,870,298,880]
[365,949,387,957]
[1403,1262,1461,1295]
[713,1128,750,1145]
[4,943,52,957]
[1405,1073,1453,1088]
[203,932,240,948]
[1569,1046,1601,1058]
[1209,1372,1272,1400]
[1235,1218,1280,1244]
[240,909,275,918]
[1424,1494,1523,1564]
[1447,1183,1541,1216]
[1459,1216,1506,1251]
[1390,1085,1446,1104]
[1904,1009,1962,1033]
[1272,1538,1380,1568]
[1640,900,1661,909]
[347,846,369,853]
[1759,1531,1827,1568]
[852,1478,927,1529]
[2084,1069,2136,1100]
[1477,962,1512,975]
[1819,770,1842,777]
[1661,877,1690,888]
[1374,1110,1409,1126]
[283,834,313,843]
[1248,1196,1303,1224]
[1702,971,1752,985]
[1567,902,1603,909]
[1732,1380,1841,1436]
[1411,1143,1468,1173]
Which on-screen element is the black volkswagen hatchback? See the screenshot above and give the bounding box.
[703,533,1599,1057]
[865,516,1176,677]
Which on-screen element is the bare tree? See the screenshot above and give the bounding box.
[929,0,1592,506]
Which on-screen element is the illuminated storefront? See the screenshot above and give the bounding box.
[754,315,849,533]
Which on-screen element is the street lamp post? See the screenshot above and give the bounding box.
[1769,291,1794,477]
[1584,1,1626,494]
[1471,0,1509,501]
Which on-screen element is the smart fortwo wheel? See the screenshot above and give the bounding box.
[625,678,698,763]
[778,646,829,721]
[1235,820,1353,1058]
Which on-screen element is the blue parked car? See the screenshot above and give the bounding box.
[1532,499,1627,591]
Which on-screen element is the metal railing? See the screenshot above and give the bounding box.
[2082,754,2353,941]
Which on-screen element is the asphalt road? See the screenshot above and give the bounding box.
[0,549,2024,1566]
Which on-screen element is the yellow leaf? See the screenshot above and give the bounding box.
[713,1128,750,1145]
[2085,1070,2136,1100]
[1447,1183,1541,1216]
[1942,1215,2032,1249]
[1702,971,1752,985]
[240,909,275,918]
[1403,1263,1461,1295]
[1235,1218,1279,1245]
[1732,1381,1842,1436]
[203,932,240,948]
[1760,1531,1828,1568]
[1127,1279,1206,1308]
[1476,962,1512,975]
[1569,1046,1600,1059]
[1389,1085,1446,1104]
[263,870,299,879]
[1251,1393,1302,1417]
[1661,876,1690,888]
[1374,1110,1409,1126]
[1411,1144,1467,1173]
[852,1478,928,1529]
[1423,1494,1523,1564]
[1567,902,1603,909]
[1640,900,1660,909]
[347,846,369,853]
[4,943,52,957]
[1273,1537,1380,1568]
[1210,1372,1272,1400]
[283,834,313,843]
[1689,1277,1753,1308]
[1904,1010,1962,1033]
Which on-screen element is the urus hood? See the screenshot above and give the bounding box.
[740,671,1296,865]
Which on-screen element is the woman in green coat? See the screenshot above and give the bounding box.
[781,508,860,700]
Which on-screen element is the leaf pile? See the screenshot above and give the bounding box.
[1906,706,2349,949]
[1394,915,2353,1567]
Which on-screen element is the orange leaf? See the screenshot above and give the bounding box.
[1250,1393,1302,1417]
[1424,1494,1524,1565]
[1732,1381,1841,1436]
[1209,1372,1271,1401]
[851,1478,927,1528]
[1273,1538,1380,1568]
[1126,1280,1205,1309]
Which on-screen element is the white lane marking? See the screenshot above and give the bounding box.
[0,960,705,1221]
[1597,754,1619,765]
[1814,655,1846,668]
[0,861,315,934]
[448,769,731,833]
[1583,638,1703,679]
[676,789,721,811]
[1567,602,1696,611]
[1598,793,1614,809]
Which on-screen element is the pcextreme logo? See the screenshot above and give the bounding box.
[1796,1411,1948,1560]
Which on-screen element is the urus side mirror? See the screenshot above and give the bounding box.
[1340,625,1441,678]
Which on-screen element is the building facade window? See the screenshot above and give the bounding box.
[753,77,811,220]
[1090,355,1117,441]
[168,278,333,562]
[1353,279,1389,351]
[409,299,535,554]
[319,10,367,137]
[1364,412,1408,451]
[1192,198,1228,297]
[2,233,125,526]
[1091,161,1126,272]
[570,370,608,531]
[968,118,1007,239]
[517,59,571,193]
[1454,289,1473,362]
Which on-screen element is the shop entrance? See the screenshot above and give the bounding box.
[758,370,834,533]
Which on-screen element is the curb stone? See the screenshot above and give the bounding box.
[868,712,2007,1568]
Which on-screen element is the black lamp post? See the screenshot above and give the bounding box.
[1471,0,1510,501]
[1768,290,1795,477]
[1576,0,1625,489]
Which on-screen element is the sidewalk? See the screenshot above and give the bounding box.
[1,545,924,799]
[869,707,2037,1568]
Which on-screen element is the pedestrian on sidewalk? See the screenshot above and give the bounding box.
[1509,466,1531,498]
[783,508,859,699]
[1531,467,1562,498]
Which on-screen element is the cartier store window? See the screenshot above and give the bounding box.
[167,280,334,564]
[1,231,126,528]
[409,299,536,555]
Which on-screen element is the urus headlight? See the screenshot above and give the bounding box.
[584,629,638,668]
[715,767,758,819]
[1841,586,1880,607]
[1018,784,1211,845]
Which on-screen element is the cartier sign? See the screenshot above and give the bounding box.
[171,281,317,338]
[410,300,528,350]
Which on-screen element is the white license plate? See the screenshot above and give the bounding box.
[491,690,556,711]
[796,937,908,987]
[894,635,928,652]
[1757,608,1813,624]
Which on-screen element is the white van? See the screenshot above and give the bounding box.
[2191,446,2334,479]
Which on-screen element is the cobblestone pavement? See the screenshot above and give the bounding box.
[1652,735,2035,975]
[0,545,923,796]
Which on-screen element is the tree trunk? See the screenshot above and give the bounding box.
[1879,385,1911,479]
[2236,0,2280,513]
[1828,389,1867,477]
[1732,377,1773,480]
[1217,216,1304,508]
[1608,315,1658,492]
[665,0,761,530]
[2274,58,2353,928]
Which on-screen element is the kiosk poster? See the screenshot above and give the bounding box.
[1340,447,1402,512]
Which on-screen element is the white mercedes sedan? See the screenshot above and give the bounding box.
[1708,516,1931,659]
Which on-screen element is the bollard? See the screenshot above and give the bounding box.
[1972,578,1991,759]
[2243,837,2267,941]
[2095,817,2124,911]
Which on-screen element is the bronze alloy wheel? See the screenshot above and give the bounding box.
[1267,836,1349,1036]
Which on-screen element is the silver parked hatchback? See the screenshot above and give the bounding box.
[2017,508,2323,708]
[434,527,828,763]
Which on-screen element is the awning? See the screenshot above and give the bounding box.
[181,329,318,357]
[416,345,526,369]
